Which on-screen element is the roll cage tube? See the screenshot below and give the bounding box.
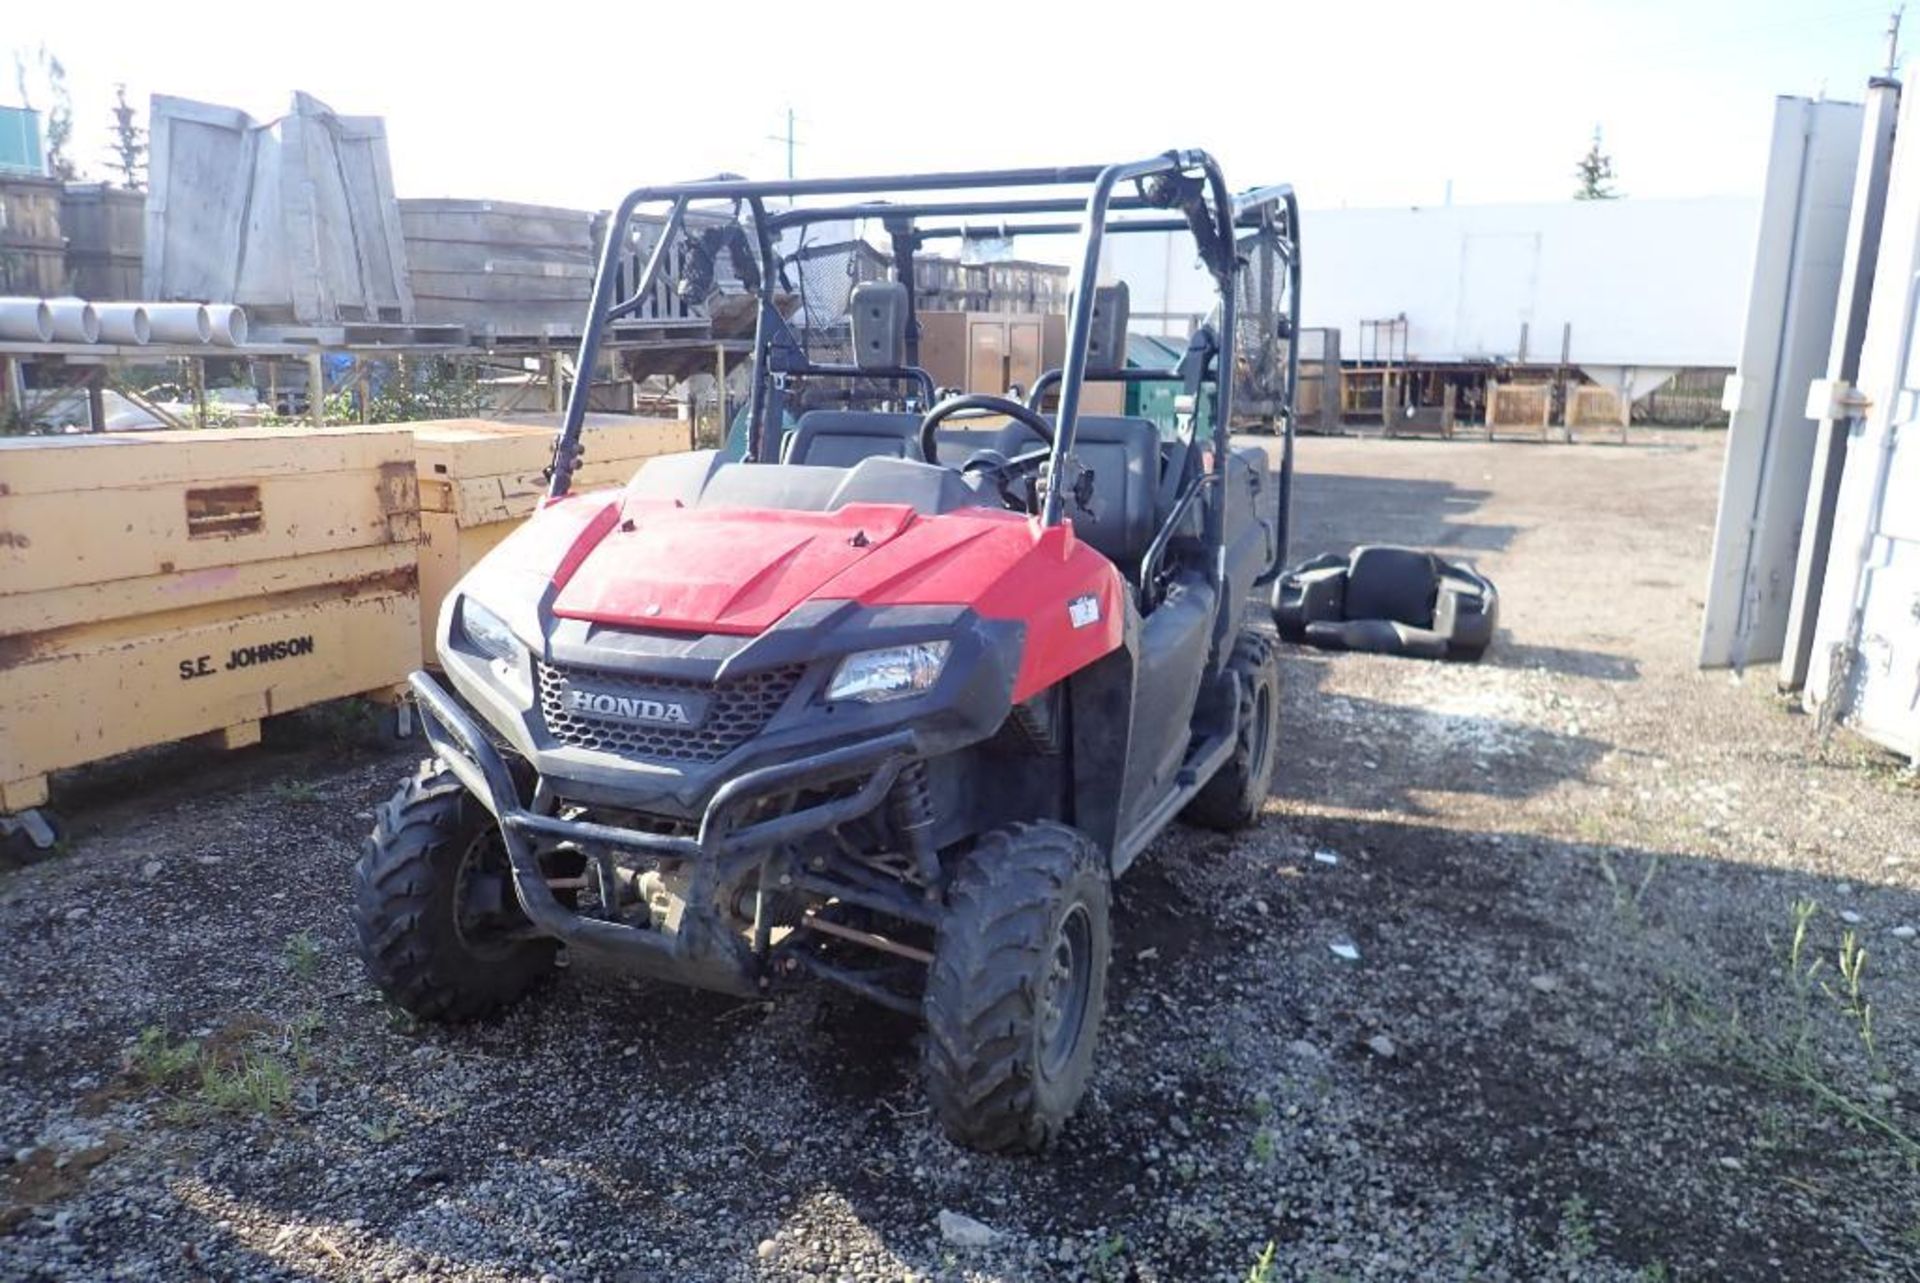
[548,155,1298,528]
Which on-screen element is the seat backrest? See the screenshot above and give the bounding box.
[785,411,922,466]
[1345,545,1440,627]
[1063,415,1159,575]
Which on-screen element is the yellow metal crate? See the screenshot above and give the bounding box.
[0,425,423,811]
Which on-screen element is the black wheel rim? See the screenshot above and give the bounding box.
[451,832,523,961]
[1037,903,1093,1081]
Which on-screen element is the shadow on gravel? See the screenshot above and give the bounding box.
[1255,808,1920,1276]
[1491,640,1640,682]
[1288,474,1518,558]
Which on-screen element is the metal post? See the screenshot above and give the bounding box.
[553,195,687,496]
[1557,322,1573,442]
[0,355,15,428]
[888,220,922,371]
[307,353,325,427]
[87,367,106,432]
[189,357,207,429]
[714,344,728,445]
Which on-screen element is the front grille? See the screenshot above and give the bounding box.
[537,661,806,763]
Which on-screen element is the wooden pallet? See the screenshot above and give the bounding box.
[1485,382,1556,441]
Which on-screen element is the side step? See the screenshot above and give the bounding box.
[1110,728,1236,876]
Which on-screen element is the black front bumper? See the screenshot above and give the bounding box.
[410,671,921,997]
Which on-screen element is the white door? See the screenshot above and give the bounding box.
[1847,276,1920,755]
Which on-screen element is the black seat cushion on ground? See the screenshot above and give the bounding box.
[1271,543,1499,662]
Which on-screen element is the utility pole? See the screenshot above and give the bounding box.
[760,105,798,184]
[766,107,800,181]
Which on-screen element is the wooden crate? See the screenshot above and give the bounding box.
[0,175,65,296]
[0,426,422,812]
[61,183,145,300]
[1486,382,1554,440]
[401,198,598,333]
[409,416,690,660]
[1566,384,1628,440]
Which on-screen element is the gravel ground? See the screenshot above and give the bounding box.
[4,428,1918,1282]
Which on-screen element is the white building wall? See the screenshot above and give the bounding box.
[1100,195,1762,368]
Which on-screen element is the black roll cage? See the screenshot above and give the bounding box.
[549,150,1300,552]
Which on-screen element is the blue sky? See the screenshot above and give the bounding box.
[6,0,1902,212]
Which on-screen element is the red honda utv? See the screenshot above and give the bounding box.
[354,152,1300,1152]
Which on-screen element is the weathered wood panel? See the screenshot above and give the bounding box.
[63,183,145,299]
[0,176,66,295]
[401,198,598,334]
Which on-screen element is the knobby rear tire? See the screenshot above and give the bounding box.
[1183,630,1281,831]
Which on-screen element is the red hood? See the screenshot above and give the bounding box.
[486,488,1126,702]
[551,501,931,634]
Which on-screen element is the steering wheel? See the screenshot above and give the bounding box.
[917,393,1054,464]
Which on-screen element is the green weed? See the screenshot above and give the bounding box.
[198,1049,293,1117]
[1596,849,1662,924]
[285,1009,324,1071]
[1557,1193,1596,1263]
[358,1117,403,1145]
[126,1027,199,1086]
[1681,901,1918,1163]
[272,778,320,803]
[1246,1240,1277,1283]
[281,931,322,979]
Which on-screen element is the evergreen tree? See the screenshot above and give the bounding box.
[108,84,145,189]
[1574,127,1619,201]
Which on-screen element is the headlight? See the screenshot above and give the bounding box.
[461,599,531,699]
[462,599,525,665]
[826,642,950,703]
